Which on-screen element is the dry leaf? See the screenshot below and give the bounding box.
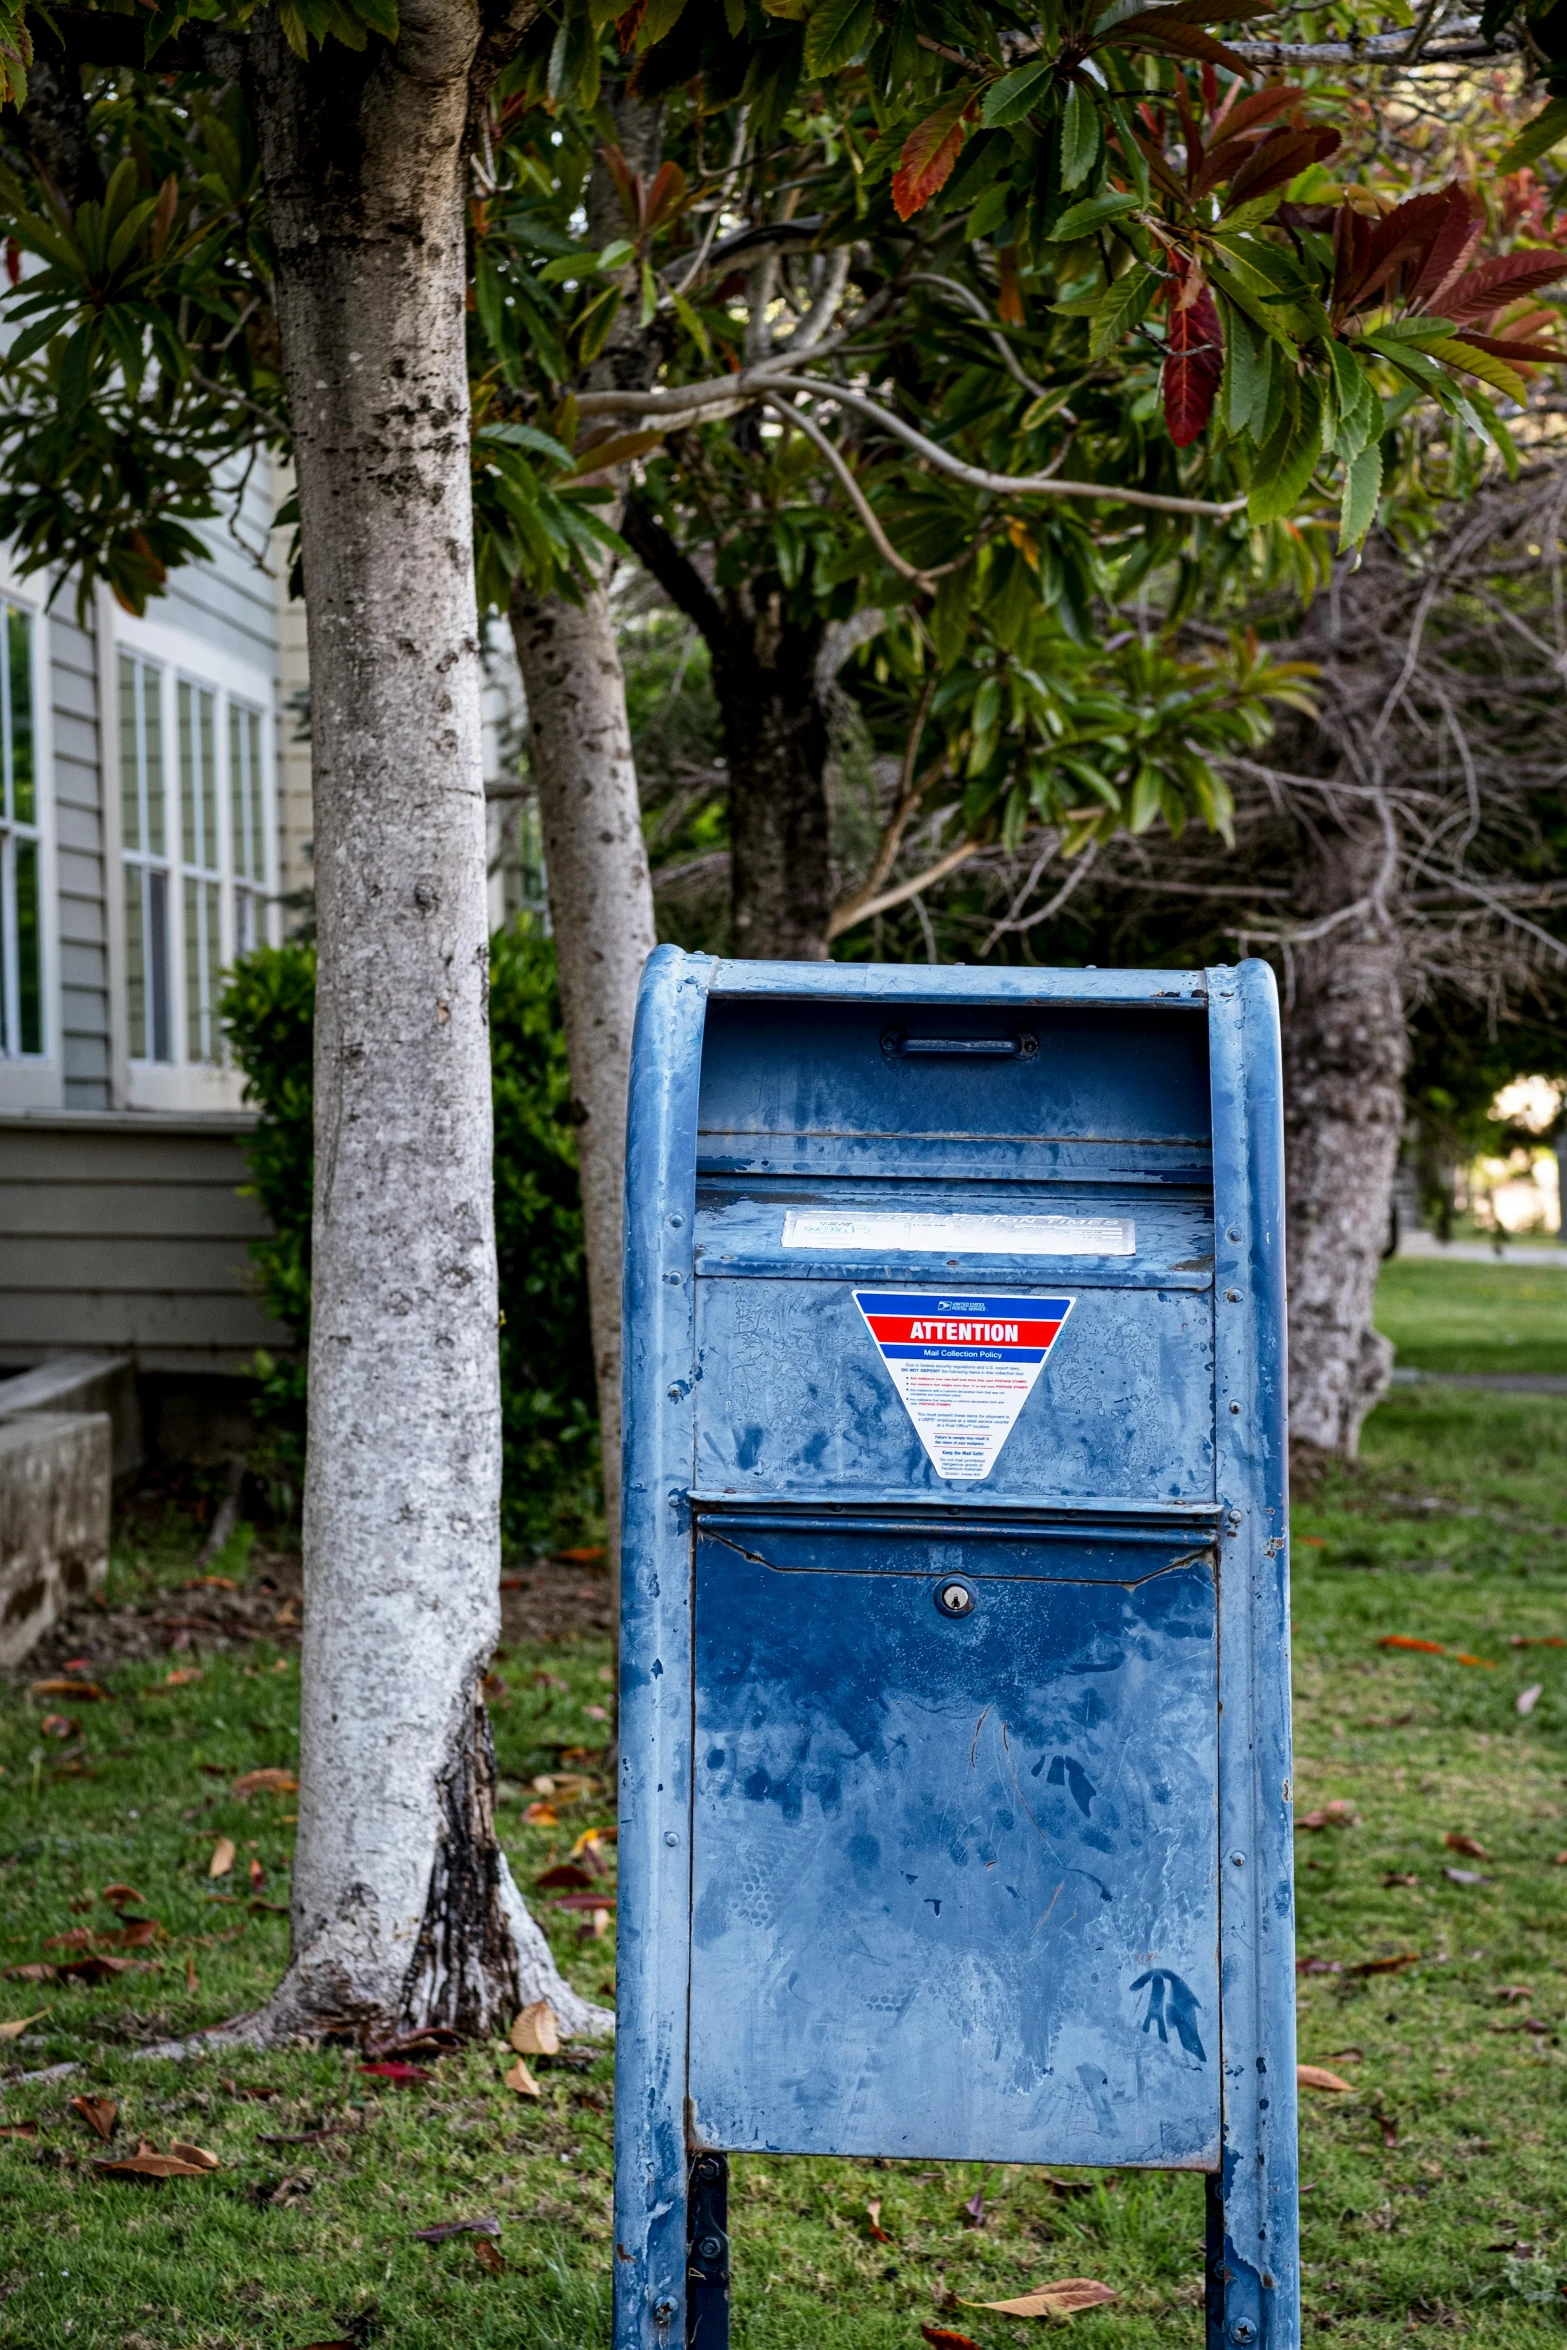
[44,1928,94,1951]
[412,2215,502,2241]
[0,2008,49,2041]
[1445,1833,1489,1859]
[93,2137,214,2179]
[473,2239,507,2275]
[168,2140,220,2170]
[921,2330,982,2350]
[70,2094,117,2141]
[579,1906,611,1940]
[510,1999,560,2056]
[185,1955,199,1994]
[1497,1983,1534,2002]
[7,1964,56,1983]
[1517,1683,1544,1716]
[358,2062,432,2085]
[966,2278,1118,2319]
[1444,1867,1489,1885]
[40,1714,79,1739]
[231,1768,298,1798]
[161,1668,202,1687]
[209,1838,236,1879]
[1383,1873,1421,1888]
[1297,1800,1359,1831]
[30,1678,109,1700]
[0,2122,39,2139]
[535,1863,594,1892]
[1297,2065,1355,2093]
[1377,1637,1443,1655]
[1039,2170,1094,2197]
[552,1891,616,1912]
[1454,1653,1497,1669]
[101,1883,145,1910]
[963,2184,986,2227]
[504,2057,541,2097]
[249,1857,266,1890]
[866,2196,892,2243]
[571,1824,617,1855]
[523,1802,558,1826]
[1346,1952,1421,1977]
[55,1954,136,1983]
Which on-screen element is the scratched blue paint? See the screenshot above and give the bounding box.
[613,954,1298,2350]
[688,1536,1219,2166]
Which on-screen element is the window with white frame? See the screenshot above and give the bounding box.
[120,650,172,1064]
[0,601,43,1058]
[229,700,266,956]
[120,650,271,1067]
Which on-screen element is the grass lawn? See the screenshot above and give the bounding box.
[1374,1257,1567,1377]
[6,1276,1567,2346]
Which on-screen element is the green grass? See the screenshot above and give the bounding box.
[7,1374,1567,2341]
[1375,1258,1567,1376]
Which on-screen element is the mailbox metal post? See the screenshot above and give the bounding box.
[614,952,1298,2350]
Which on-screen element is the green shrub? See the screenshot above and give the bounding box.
[221,925,601,1553]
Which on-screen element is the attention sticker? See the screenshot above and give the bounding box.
[853,1289,1074,1482]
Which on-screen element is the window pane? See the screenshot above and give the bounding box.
[203,879,220,1057]
[228,705,246,880]
[147,865,170,1062]
[179,680,196,865]
[200,691,216,874]
[234,884,252,958]
[118,654,141,854]
[248,711,264,881]
[123,863,146,1059]
[15,836,40,1053]
[184,873,201,1058]
[142,666,164,856]
[8,607,33,826]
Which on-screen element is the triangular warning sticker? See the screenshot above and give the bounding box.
[853,1289,1074,1483]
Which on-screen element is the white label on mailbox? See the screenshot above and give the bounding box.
[853,1289,1074,1482]
[783,1209,1133,1256]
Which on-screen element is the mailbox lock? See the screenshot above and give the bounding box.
[935,1578,976,1619]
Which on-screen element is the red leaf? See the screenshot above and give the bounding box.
[1377,1635,1444,1654]
[892,92,977,221]
[359,2062,434,2084]
[1106,17,1255,74]
[1163,276,1224,447]
[1443,249,1567,326]
[921,2332,983,2350]
[1223,125,1339,212]
[997,245,1024,327]
[1458,329,1563,364]
[535,1863,595,1891]
[1407,181,1482,308]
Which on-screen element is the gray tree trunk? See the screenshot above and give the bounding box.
[508,578,655,1578]
[1281,835,1408,1460]
[243,4,605,2042]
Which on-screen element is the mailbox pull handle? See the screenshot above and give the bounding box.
[882,1030,1037,1060]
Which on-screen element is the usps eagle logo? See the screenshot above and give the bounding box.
[852,1290,1074,1482]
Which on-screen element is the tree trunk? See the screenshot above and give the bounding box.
[509,577,655,1578]
[718,607,832,961]
[1281,832,1408,1461]
[244,5,605,2042]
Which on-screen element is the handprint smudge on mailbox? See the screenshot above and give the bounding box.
[1130,1968,1207,2062]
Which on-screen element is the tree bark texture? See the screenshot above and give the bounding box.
[245,4,603,2041]
[1281,832,1408,1461]
[509,577,655,1579]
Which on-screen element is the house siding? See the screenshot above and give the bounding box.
[49,607,110,1109]
[162,461,282,679]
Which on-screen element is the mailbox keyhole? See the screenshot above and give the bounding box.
[935,1578,976,1619]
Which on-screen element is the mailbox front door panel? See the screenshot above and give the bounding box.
[688,1535,1220,2168]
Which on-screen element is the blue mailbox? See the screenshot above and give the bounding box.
[615,954,1297,2350]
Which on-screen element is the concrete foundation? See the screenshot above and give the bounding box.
[0,1411,111,1668]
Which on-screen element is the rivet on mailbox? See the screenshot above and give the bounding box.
[615,954,1298,2350]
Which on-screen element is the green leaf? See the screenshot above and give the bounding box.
[966,180,1014,241]
[982,58,1051,127]
[1338,437,1381,550]
[476,422,576,468]
[1049,189,1139,241]
[575,284,622,362]
[670,288,711,359]
[1425,335,1528,408]
[1494,96,1567,175]
[1059,82,1100,192]
[1247,376,1324,525]
[803,0,875,73]
[1127,761,1161,833]
[1088,261,1159,358]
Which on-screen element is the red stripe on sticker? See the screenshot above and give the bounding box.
[863,1315,1062,1349]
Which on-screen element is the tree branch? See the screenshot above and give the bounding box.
[620,494,729,653]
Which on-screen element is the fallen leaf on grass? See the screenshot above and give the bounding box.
[358,2062,432,2085]
[0,2008,49,2041]
[209,1838,236,1879]
[55,1955,138,1983]
[231,1769,298,1798]
[249,1857,266,1890]
[1444,1867,1491,1885]
[1039,2170,1095,2196]
[161,1669,203,1687]
[1378,1637,1444,1655]
[1378,2115,1399,2149]
[963,2184,986,2227]
[1517,1683,1544,1716]
[249,1899,289,1915]
[964,2278,1118,2319]
[70,2094,117,2141]
[1445,1833,1489,1858]
[412,2215,502,2241]
[1346,1952,1421,1977]
[101,1883,145,1911]
[93,2137,217,2179]
[169,2140,220,2169]
[7,1964,56,1982]
[504,2057,541,2097]
[865,2196,892,2243]
[1297,1800,1359,1831]
[30,1679,109,1700]
[510,1999,560,2056]
[1295,1957,1342,1977]
[523,1803,558,1826]
[1299,1535,1326,1547]
[571,1824,617,1858]
[39,1714,79,1739]
[0,2122,39,2139]
[43,1929,94,1951]
[1497,1984,1534,2002]
[1384,1873,1421,1888]
[1298,2065,1355,2093]
[552,1891,616,1912]
[534,1863,595,1892]
[921,2330,982,2350]
[1455,1653,1497,1670]
[185,1956,199,1994]
[585,1703,610,1722]
[474,2239,507,2275]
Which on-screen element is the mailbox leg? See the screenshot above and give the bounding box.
[687,2152,730,2350]
[1205,2172,1225,2350]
